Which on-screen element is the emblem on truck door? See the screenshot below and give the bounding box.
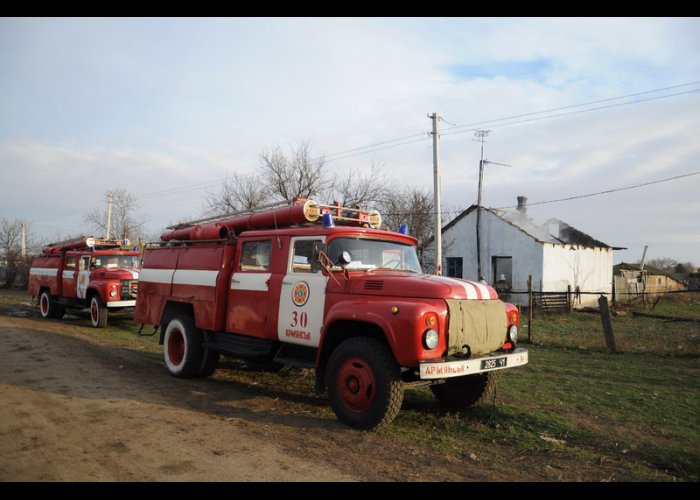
[292,281,310,307]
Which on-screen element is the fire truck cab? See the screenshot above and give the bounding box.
[28,237,140,328]
[135,200,528,429]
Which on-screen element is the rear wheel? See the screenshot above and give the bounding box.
[326,337,403,430]
[163,315,204,378]
[430,372,496,411]
[198,349,220,378]
[39,290,64,319]
[90,295,108,328]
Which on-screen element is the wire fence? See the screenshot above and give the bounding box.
[515,289,700,356]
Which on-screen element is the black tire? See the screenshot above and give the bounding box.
[326,337,403,430]
[39,290,65,319]
[430,372,496,411]
[89,295,108,328]
[163,315,204,378]
[198,349,220,378]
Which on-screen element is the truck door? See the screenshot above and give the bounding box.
[61,255,78,299]
[227,239,273,338]
[277,237,328,347]
[77,255,91,299]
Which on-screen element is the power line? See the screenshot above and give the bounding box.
[441,88,700,137]
[382,170,700,217]
[496,170,700,209]
[440,80,700,133]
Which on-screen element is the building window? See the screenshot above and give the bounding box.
[446,257,463,278]
[657,277,662,285]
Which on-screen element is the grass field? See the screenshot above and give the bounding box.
[524,294,700,355]
[2,288,698,481]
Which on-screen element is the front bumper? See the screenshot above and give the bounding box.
[419,348,528,380]
[106,300,136,308]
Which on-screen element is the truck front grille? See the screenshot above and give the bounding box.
[120,280,138,300]
[445,299,507,356]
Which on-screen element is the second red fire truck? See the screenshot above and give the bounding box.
[135,199,528,429]
[28,237,141,328]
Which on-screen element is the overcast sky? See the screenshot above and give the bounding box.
[1,17,698,265]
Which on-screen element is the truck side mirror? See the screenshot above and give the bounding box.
[311,242,327,273]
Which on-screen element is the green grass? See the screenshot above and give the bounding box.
[2,288,699,480]
[523,295,700,355]
[392,346,700,480]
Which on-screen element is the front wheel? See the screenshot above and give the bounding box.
[326,337,403,430]
[90,295,108,328]
[430,372,496,411]
[163,315,204,378]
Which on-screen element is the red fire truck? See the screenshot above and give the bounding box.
[135,199,528,429]
[28,237,141,328]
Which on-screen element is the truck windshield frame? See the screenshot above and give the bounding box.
[327,237,422,273]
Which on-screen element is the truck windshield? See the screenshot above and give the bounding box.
[328,237,422,273]
[92,255,141,269]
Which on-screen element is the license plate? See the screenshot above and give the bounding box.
[480,357,507,370]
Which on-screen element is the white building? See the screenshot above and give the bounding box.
[424,197,618,307]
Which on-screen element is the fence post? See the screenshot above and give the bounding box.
[598,295,617,353]
[567,285,572,313]
[528,275,533,343]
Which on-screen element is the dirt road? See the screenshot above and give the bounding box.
[1,309,493,482]
[0,315,363,481]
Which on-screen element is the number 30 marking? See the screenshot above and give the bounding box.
[291,311,308,328]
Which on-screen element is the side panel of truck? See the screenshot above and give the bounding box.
[28,255,61,296]
[227,236,287,339]
[135,247,181,325]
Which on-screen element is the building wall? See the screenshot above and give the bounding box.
[645,274,686,294]
[542,244,613,307]
[438,210,543,306]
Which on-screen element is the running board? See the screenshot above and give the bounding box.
[204,332,275,361]
[273,343,317,368]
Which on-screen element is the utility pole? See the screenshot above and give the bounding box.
[106,192,113,240]
[474,130,490,280]
[429,113,442,275]
[20,220,26,257]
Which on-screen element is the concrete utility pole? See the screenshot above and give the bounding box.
[474,130,490,280]
[106,192,113,240]
[429,113,442,275]
[20,220,26,257]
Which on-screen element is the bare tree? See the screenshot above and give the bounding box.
[674,262,697,274]
[203,173,270,215]
[326,160,388,208]
[84,188,148,242]
[261,140,332,202]
[378,186,434,257]
[0,218,31,288]
[644,257,679,272]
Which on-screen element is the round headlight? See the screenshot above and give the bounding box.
[110,289,118,297]
[423,329,439,350]
[508,325,518,344]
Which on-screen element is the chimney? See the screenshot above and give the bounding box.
[516,196,527,215]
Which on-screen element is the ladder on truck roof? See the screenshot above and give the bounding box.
[42,237,131,255]
[160,198,382,242]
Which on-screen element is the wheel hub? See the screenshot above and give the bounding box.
[337,358,376,413]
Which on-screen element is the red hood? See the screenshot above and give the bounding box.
[339,272,498,300]
[91,268,141,280]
